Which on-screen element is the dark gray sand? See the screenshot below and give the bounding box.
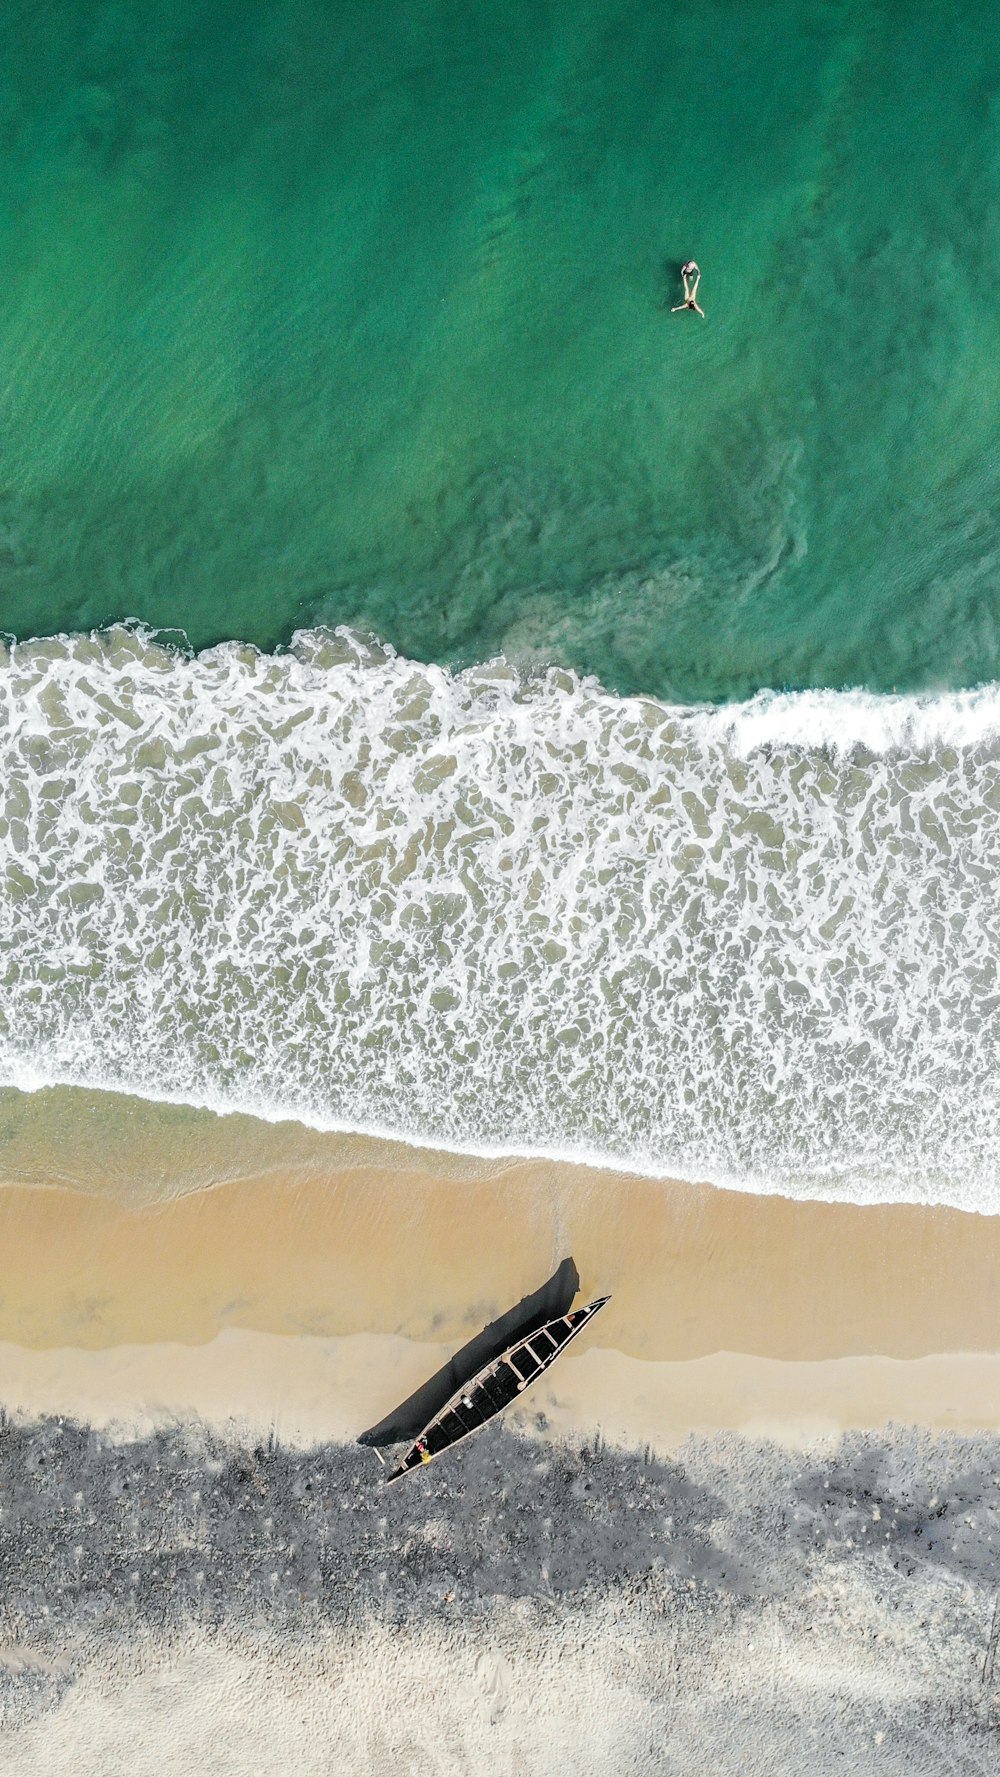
[2,1414,998,1773]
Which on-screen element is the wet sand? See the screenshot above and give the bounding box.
[1,1099,999,1449]
[2,1137,999,1357]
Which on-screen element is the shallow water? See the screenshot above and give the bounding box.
[2,2,1000,698]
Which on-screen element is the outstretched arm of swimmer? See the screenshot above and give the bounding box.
[692,299,705,317]
[671,301,689,312]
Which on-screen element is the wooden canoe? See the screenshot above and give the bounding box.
[383,1294,610,1484]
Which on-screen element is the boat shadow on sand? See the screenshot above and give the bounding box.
[357,1256,582,1457]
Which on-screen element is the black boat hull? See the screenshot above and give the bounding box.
[385,1295,610,1484]
[359,1258,580,1450]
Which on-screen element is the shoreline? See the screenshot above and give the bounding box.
[3,1074,988,1218]
[2,1076,1000,1216]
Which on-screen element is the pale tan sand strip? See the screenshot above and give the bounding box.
[3,1332,1000,1453]
[1,1156,999,1360]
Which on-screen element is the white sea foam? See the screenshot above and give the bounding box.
[2,624,1000,1210]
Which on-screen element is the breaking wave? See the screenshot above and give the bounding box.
[3,624,1000,1210]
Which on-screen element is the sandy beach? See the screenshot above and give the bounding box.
[2,1088,999,1452]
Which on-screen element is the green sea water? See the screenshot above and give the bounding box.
[1,0,999,700]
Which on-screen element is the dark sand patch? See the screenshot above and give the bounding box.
[1,1413,997,1773]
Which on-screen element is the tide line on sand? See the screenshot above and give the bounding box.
[1,1125,999,1450]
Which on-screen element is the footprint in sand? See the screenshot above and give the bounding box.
[473,1651,510,1724]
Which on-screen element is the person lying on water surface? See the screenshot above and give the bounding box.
[672,260,704,317]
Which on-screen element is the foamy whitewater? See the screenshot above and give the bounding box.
[2,625,1000,1211]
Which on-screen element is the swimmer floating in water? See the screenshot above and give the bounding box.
[672,260,704,317]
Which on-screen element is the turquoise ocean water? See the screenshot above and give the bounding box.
[4,2,1000,1210]
[2,0,1000,698]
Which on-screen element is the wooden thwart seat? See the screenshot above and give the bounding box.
[385,1295,611,1483]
